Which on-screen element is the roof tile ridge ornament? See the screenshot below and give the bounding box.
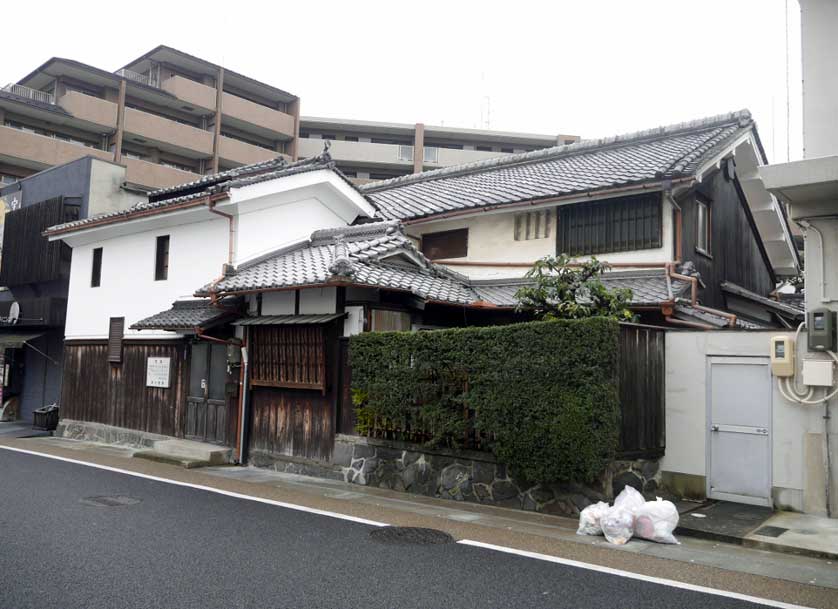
[359,109,754,194]
[328,234,355,279]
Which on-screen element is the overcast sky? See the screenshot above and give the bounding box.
[4,0,803,161]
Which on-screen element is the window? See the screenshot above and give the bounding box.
[91,247,103,287]
[108,317,125,364]
[421,228,468,260]
[514,210,552,241]
[500,147,514,153]
[423,146,439,163]
[154,235,170,281]
[556,193,662,256]
[476,145,493,152]
[343,135,359,142]
[371,309,411,332]
[397,145,414,162]
[696,198,711,255]
[321,133,336,140]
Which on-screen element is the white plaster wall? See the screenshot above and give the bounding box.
[801,0,838,158]
[408,198,673,280]
[299,287,336,314]
[664,330,837,514]
[234,198,349,265]
[262,291,295,315]
[65,217,229,340]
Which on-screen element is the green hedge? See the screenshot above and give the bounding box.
[349,318,620,484]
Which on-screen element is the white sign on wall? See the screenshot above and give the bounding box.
[146,357,171,388]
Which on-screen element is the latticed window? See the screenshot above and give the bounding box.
[556,194,662,256]
[514,210,552,241]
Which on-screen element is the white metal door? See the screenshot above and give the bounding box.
[707,356,772,507]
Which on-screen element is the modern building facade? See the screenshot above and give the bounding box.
[0,45,300,192]
[298,117,580,182]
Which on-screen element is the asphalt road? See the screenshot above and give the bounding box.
[0,450,790,609]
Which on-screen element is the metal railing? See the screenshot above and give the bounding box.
[423,146,439,163]
[397,145,414,162]
[115,68,159,88]
[2,83,55,105]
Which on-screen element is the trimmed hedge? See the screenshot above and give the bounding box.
[349,318,620,484]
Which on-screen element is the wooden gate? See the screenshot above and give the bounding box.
[186,342,236,446]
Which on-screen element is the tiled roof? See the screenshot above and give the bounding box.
[198,221,479,305]
[469,269,691,308]
[131,298,239,331]
[361,111,755,221]
[234,314,346,326]
[721,281,804,318]
[673,303,767,330]
[45,151,342,235]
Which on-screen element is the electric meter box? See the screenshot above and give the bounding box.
[808,309,836,352]
[770,336,794,376]
[802,359,834,387]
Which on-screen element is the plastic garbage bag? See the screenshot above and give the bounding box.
[613,485,645,514]
[601,506,635,545]
[576,501,610,536]
[633,498,680,544]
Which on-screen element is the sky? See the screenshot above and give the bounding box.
[3,0,803,162]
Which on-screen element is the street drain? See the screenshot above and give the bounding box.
[369,527,454,546]
[80,495,141,508]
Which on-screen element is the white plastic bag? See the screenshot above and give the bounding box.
[600,506,635,545]
[613,485,645,514]
[633,498,680,544]
[576,501,610,536]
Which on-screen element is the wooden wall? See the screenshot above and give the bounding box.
[249,387,334,462]
[617,324,665,459]
[679,168,776,309]
[61,341,188,438]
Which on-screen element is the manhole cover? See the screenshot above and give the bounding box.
[753,526,788,538]
[369,527,454,546]
[80,495,141,508]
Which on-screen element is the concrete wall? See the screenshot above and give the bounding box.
[663,330,838,515]
[19,330,64,422]
[407,197,674,279]
[801,0,838,158]
[88,159,141,216]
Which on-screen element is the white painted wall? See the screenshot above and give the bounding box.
[664,330,837,515]
[801,0,838,158]
[299,287,336,314]
[65,216,229,340]
[407,197,674,279]
[262,291,295,315]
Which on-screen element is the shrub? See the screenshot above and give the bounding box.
[349,317,620,484]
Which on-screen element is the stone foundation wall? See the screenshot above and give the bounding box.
[332,434,661,516]
[56,419,170,448]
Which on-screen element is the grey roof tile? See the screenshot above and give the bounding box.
[361,111,754,221]
[131,298,239,331]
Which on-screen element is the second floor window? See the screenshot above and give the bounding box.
[91,247,103,287]
[696,199,711,255]
[155,235,170,281]
[421,228,468,260]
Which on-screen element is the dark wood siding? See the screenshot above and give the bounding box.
[249,388,334,461]
[679,168,775,309]
[557,193,662,256]
[249,325,327,391]
[617,324,665,458]
[0,197,79,286]
[61,341,188,437]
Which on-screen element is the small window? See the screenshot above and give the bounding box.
[91,247,103,287]
[696,199,711,255]
[501,147,514,153]
[421,229,468,260]
[476,145,493,152]
[155,235,170,281]
[343,135,359,142]
[108,317,125,363]
[514,210,551,241]
[371,309,411,332]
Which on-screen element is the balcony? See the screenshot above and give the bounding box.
[116,68,159,88]
[123,157,200,190]
[219,135,284,166]
[56,90,117,129]
[2,83,55,105]
[123,107,213,157]
[221,92,295,138]
[430,146,509,167]
[0,125,112,168]
[297,138,413,168]
[160,75,216,111]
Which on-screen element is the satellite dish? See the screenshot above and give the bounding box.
[8,302,19,325]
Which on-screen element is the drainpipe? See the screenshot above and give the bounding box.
[207,201,235,266]
[799,220,831,304]
[825,400,833,518]
[238,336,250,465]
[668,265,737,328]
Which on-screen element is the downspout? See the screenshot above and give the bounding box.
[668,265,737,328]
[799,220,830,304]
[239,332,250,465]
[207,201,235,267]
[825,400,832,518]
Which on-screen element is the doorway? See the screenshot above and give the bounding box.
[706,356,772,507]
[186,342,230,445]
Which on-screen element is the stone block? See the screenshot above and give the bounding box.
[472,461,495,485]
[640,459,660,481]
[332,440,355,467]
[491,479,519,502]
[402,451,421,466]
[612,470,643,497]
[353,443,377,459]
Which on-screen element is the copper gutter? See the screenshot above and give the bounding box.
[207,201,235,265]
[434,260,670,269]
[401,177,695,225]
[664,316,715,330]
[666,263,737,328]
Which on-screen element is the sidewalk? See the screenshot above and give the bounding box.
[4,434,836,597]
[0,421,51,438]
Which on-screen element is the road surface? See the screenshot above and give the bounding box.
[0,449,805,609]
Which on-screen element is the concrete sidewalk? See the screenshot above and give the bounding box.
[4,434,836,598]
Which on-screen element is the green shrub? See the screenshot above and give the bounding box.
[349,317,620,484]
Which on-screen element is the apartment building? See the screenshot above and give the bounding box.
[298,117,580,182]
[0,45,300,191]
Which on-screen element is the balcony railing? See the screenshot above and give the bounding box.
[2,83,55,105]
[423,146,439,163]
[115,68,159,88]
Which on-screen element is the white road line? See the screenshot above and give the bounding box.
[0,445,387,528]
[457,540,815,609]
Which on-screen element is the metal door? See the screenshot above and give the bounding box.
[707,356,772,507]
[186,343,229,445]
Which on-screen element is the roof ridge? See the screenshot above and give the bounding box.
[360,110,753,193]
